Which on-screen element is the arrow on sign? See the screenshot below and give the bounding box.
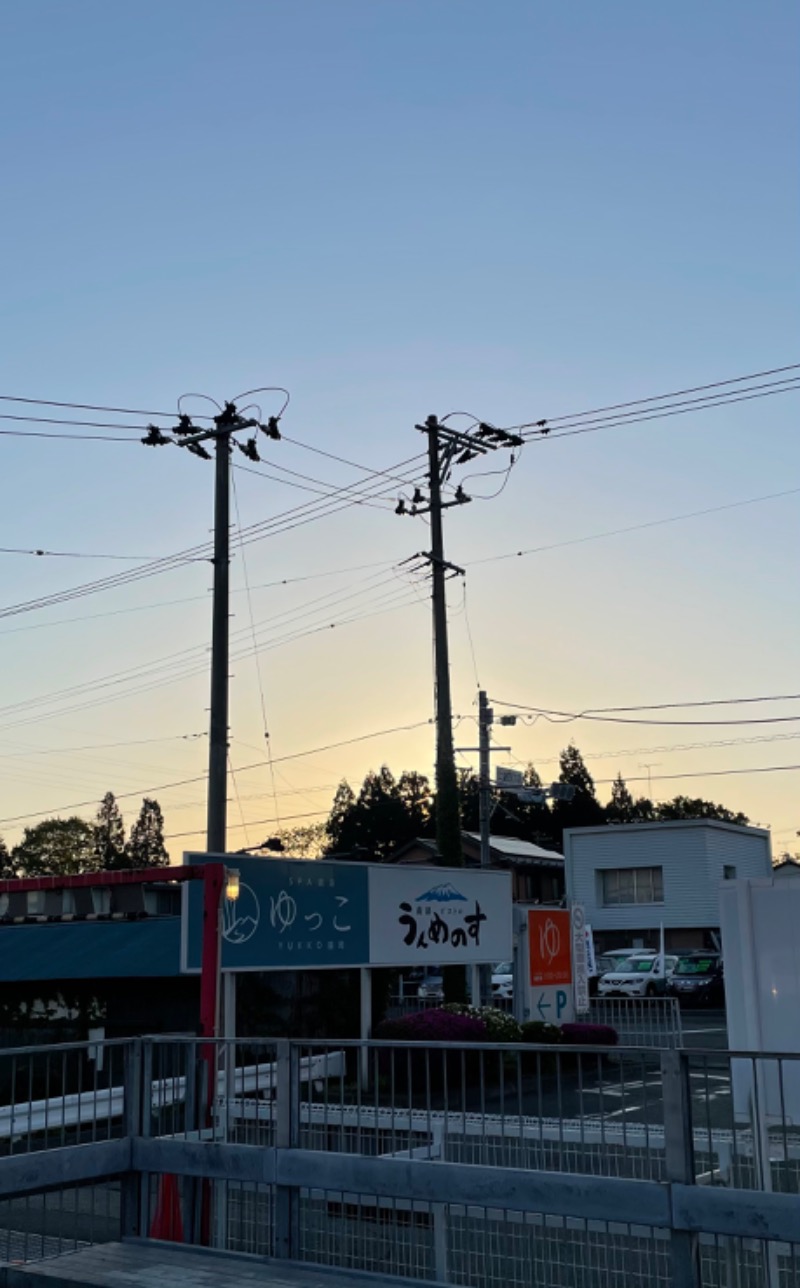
[536,992,551,1020]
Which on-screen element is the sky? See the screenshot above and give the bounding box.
[0,0,798,858]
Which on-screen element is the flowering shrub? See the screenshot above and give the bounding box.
[375,1008,488,1043]
[519,1021,562,1046]
[560,1022,618,1047]
[441,1003,523,1043]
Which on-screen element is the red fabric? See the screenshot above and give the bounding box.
[150,1173,184,1242]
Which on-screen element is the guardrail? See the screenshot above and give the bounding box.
[0,1035,798,1287]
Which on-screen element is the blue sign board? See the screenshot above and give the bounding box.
[182,854,369,972]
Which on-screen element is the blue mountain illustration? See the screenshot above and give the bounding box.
[415,882,467,902]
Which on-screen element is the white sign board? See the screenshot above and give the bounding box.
[571,903,590,1014]
[368,866,512,966]
[496,766,524,790]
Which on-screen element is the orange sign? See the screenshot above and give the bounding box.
[528,909,572,986]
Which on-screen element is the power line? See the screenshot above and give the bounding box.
[0,732,206,758]
[592,762,800,787]
[0,718,434,827]
[517,730,800,765]
[0,545,201,562]
[492,697,800,728]
[165,808,329,842]
[499,362,800,431]
[470,485,800,567]
[0,557,399,637]
[520,382,800,444]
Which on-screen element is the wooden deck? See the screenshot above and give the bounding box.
[0,1242,419,1288]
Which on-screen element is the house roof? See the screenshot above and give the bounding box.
[392,833,563,869]
[563,819,770,841]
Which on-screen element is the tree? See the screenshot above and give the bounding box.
[655,796,749,826]
[93,792,126,870]
[12,817,95,877]
[326,768,433,860]
[0,835,14,878]
[551,743,606,839]
[326,781,358,854]
[126,798,169,868]
[273,823,327,859]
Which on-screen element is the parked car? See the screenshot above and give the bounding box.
[417,972,444,1000]
[491,961,513,1000]
[668,953,724,1008]
[596,948,650,976]
[598,954,678,999]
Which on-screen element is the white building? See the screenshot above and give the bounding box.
[563,819,772,953]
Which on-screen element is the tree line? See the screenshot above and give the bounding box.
[0,793,168,878]
[323,742,750,859]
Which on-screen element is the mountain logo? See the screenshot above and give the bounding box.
[415,882,467,903]
[222,882,260,945]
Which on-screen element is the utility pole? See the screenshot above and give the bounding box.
[397,415,523,872]
[142,394,283,858]
[478,690,492,870]
[207,431,231,854]
[425,416,462,868]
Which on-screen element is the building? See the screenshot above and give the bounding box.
[772,857,800,880]
[563,819,772,953]
[391,832,564,904]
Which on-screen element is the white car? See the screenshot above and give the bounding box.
[598,954,678,999]
[491,961,513,1000]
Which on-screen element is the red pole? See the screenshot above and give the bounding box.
[199,862,225,1045]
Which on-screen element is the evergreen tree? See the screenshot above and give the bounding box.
[93,792,126,869]
[0,835,14,878]
[126,798,169,868]
[326,781,358,854]
[551,742,606,840]
[13,817,95,876]
[606,772,635,822]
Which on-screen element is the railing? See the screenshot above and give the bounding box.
[0,1035,799,1287]
[589,995,684,1048]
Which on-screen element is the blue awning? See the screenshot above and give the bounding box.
[0,919,182,981]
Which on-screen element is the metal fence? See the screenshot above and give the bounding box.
[0,1034,799,1287]
[589,997,684,1049]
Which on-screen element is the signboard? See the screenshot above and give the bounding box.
[496,767,524,790]
[571,903,590,1014]
[528,909,572,987]
[531,985,574,1025]
[182,855,511,973]
[585,923,597,978]
[182,857,369,973]
[368,866,511,966]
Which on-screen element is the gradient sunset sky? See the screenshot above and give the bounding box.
[0,0,798,857]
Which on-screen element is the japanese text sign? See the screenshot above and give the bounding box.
[368,866,512,965]
[181,855,512,972]
[528,908,572,987]
[181,855,369,972]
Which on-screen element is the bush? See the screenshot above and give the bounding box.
[519,1020,562,1046]
[560,1022,618,1047]
[441,1003,523,1044]
[374,1008,487,1044]
[373,1008,488,1094]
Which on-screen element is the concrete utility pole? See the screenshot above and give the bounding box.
[207,430,231,854]
[425,416,463,869]
[398,415,522,871]
[478,689,493,870]
[142,394,283,858]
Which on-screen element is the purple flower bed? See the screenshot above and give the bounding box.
[560,1022,618,1047]
[375,1008,487,1043]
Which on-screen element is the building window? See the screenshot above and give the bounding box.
[723,864,736,880]
[601,866,664,906]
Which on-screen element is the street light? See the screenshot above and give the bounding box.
[225,868,240,902]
